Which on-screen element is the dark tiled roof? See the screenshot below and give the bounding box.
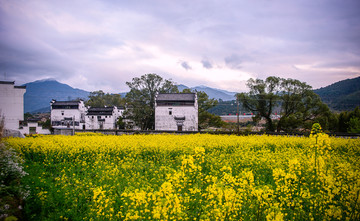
[0,81,26,88]
[0,81,15,85]
[52,101,80,106]
[156,93,195,101]
[87,107,114,116]
[14,85,26,89]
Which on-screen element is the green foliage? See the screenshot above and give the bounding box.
[40,119,51,129]
[24,113,33,121]
[237,76,331,132]
[198,111,224,129]
[0,143,29,220]
[336,106,360,132]
[116,117,125,130]
[125,74,178,130]
[85,90,124,107]
[347,117,360,133]
[237,77,280,131]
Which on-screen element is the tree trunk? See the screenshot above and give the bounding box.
[265,117,275,132]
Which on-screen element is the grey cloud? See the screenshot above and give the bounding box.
[201,59,213,69]
[181,61,192,70]
[225,54,243,70]
[1,0,360,92]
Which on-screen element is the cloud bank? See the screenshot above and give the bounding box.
[0,0,359,92]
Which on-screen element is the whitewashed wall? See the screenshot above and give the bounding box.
[155,105,198,131]
[85,115,116,129]
[19,122,51,135]
[50,101,86,129]
[0,83,25,130]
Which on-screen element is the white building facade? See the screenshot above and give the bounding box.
[50,100,87,129]
[19,119,51,135]
[155,93,198,131]
[0,81,26,130]
[85,106,123,130]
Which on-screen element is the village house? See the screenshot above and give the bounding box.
[50,100,87,129]
[155,93,198,131]
[0,81,26,131]
[19,118,50,135]
[85,106,124,130]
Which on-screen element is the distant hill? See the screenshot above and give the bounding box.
[177,85,236,101]
[23,79,90,113]
[314,76,360,111]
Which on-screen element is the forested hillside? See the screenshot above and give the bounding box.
[314,76,360,111]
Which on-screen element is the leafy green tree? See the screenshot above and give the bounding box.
[86,90,124,107]
[125,74,178,130]
[337,106,360,132]
[116,117,126,130]
[237,76,331,132]
[347,117,360,133]
[237,76,280,131]
[24,113,33,121]
[182,89,222,129]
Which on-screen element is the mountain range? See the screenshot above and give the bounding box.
[23,77,360,113]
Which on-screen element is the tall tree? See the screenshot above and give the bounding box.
[125,74,178,130]
[277,79,331,132]
[237,76,280,131]
[237,76,331,132]
[86,90,124,107]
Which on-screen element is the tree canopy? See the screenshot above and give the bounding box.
[85,90,125,107]
[125,73,178,130]
[237,76,331,132]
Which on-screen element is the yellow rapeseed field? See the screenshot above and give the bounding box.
[5,133,360,220]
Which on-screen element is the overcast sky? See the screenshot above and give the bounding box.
[1,0,359,93]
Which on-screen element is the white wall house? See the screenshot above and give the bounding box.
[0,81,26,130]
[155,93,198,131]
[85,106,121,130]
[19,119,51,135]
[50,100,87,129]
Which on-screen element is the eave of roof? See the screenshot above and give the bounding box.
[0,81,15,85]
[156,93,195,102]
[52,101,80,106]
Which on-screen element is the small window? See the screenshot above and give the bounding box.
[169,110,172,115]
[61,113,64,116]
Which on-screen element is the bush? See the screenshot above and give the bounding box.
[0,115,29,220]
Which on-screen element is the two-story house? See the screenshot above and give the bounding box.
[155,93,198,131]
[85,106,122,130]
[50,100,87,129]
